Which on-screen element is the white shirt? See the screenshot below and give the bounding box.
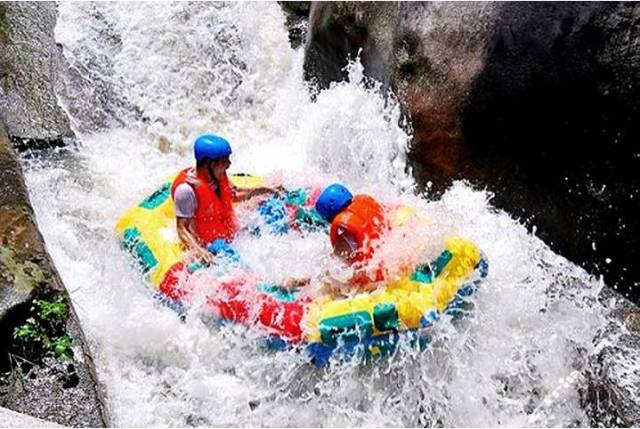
[173,169,220,218]
[173,183,198,218]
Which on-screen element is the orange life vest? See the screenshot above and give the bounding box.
[171,167,237,245]
[329,194,389,265]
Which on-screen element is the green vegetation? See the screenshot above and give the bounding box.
[13,318,39,341]
[36,298,67,320]
[53,335,73,359]
[12,297,74,361]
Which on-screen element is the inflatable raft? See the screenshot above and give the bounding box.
[116,174,488,365]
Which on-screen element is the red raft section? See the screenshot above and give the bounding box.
[158,261,309,342]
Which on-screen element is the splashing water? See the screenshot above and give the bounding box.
[17,2,619,427]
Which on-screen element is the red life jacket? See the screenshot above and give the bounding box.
[329,195,389,265]
[171,167,237,245]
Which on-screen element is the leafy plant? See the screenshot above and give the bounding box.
[36,298,67,320]
[53,335,73,359]
[12,297,74,361]
[13,318,39,341]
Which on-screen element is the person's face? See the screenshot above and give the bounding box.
[210,156,231,180]
[333,227,358,262]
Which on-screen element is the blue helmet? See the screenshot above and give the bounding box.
[315,183,353,222]
[194,134,232,163]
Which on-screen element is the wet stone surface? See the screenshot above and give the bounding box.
[0,2,72,141]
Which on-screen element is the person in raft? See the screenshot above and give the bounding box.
[315,183,390,288]
[283,182,391,293]
[171,133,281,264]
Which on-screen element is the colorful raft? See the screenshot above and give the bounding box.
[116,174,488,365]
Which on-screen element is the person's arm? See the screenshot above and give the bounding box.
[176,218,214,264]
[311,264,355,297]
[174,183,214,264]
[233,185,285,203]
[317,261,385,296]
[281,277,311,290]
[349,261,387,291]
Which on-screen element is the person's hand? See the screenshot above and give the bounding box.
[189,247,215,266]
[259,185,285,198]
[318,280,345,297]
[273,185,286,195]
[282,277,310,290]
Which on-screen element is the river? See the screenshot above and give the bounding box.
[18,2,612,426]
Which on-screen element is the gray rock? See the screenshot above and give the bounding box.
[0,2,73,141]
[0,122,107,427]
[0,406,62,427]
[303,1,640,303]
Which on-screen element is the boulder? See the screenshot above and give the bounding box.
[0,123,107,427]
[0,2,73,146]
[303,2,640,302]
[278,2,311,50]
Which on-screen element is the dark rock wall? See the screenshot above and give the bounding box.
[278,1,311,49]
[304,2,399,88]
[303,1,640,302]
[463,2,640,298]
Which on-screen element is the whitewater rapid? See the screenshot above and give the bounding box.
[19,2,613,426]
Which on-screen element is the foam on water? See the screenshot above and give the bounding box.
[17,2,617,426]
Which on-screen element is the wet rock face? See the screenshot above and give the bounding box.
[462,2,640,302]
[278,1,311,50]
[304,2,499,148]
[304,2,396,88]
[0,2,73,144]
[304,2,640,302]
[0,125,107,427]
